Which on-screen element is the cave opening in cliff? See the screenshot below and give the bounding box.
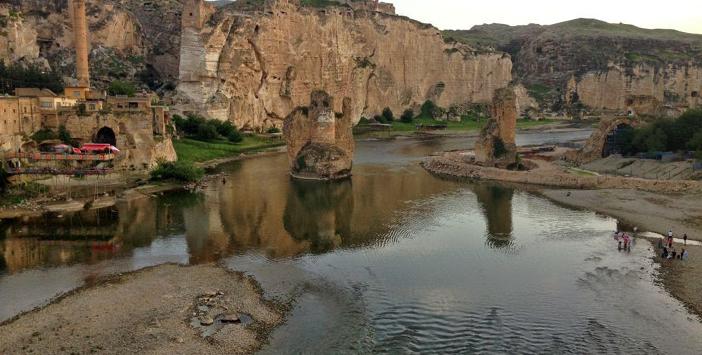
[602,123,634,158]
[692,91,699,98]
[95,127,117,147]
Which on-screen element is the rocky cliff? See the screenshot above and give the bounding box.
[0,0,182,90]
[177,0,513,129]
[446,19,702,117]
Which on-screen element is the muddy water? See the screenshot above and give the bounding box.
[2,130,701,353]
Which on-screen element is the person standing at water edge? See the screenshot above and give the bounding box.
[683,233,687,245]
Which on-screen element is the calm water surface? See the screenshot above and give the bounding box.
[2,130,701,353]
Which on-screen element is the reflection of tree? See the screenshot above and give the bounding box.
[283,179,353,254]
[473,184,514,249]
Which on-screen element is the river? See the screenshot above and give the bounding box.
[1,130,701,353]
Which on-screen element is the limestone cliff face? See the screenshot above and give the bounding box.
[0,0,182,89]
[446,19,702,116]
[177,0,512,129]
[0,8,41,65]
[567,63,702,116]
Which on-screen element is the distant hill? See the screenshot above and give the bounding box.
[444,19,702,113]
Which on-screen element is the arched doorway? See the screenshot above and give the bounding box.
[95,127,117,146]
[602,123,633,158]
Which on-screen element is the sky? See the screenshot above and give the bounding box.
[389,0,702,33]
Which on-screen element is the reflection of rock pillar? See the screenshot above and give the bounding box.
[283,179,353,253]
[70,0,90,88]
[473,184,514,248]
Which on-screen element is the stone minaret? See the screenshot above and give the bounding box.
[70,0,90,88]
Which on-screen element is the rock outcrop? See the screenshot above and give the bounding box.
[177,0,513,130]
[283,90,354,180]
[474,87,518,167]
[565,64,702,117]
[0,0,182,89]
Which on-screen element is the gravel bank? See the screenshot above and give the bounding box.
[0,264,283,354]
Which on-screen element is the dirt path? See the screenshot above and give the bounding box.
[0,264,283,354]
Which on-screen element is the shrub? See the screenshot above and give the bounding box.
[150,161,204,182]
[267,127,281,134]
[31,128,57,142]
[420,100,437,118]
[58,125,77,146]
[107,80,136,97]
[227,130,243,143]
[374,114,386,124]
[358,117,370,125]
[382,107,394,122]
[195,122,218,142]
[400,109,414,123]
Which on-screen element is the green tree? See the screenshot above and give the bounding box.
[400,109,414,123]
[420,100,437,118]
[382,107,394,122]
[195,122,218,142]
[0,62,64,95]
[107,80,137,97]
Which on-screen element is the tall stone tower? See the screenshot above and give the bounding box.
[70,0,90,88]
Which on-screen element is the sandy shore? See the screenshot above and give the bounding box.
[540,188,702,318]
[0,264,284,354]
[542,189,702,241]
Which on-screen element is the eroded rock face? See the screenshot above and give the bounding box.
[177,0,513,130]
[474,87,518,167]
[566,64,702,117]
[0,0,182,88]
[283,91,354,180]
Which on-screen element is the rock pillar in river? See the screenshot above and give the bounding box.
[474,87,518,168]
[283,90,354,180]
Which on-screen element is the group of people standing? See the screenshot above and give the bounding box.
[658,230,689,261]
[615,230,634,252]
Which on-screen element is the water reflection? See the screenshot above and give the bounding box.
[283,180,353,254]
[473,184,515,249]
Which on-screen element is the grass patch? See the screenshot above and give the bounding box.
[173,136,285,164]
[384,117,558,133]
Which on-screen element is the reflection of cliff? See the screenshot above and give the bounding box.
[473,184,514,249]
[182,187,231,264]
[283,180,353,254]
[216,155,311,258]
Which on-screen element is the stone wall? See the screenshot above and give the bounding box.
[59,111,176,169]
[177,0,513,130]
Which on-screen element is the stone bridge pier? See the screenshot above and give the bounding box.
[283,90,354,181]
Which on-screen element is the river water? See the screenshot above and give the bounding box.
[1,130,702,353]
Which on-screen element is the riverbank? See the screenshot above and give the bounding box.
[422,152,702,194]
[423,150,702,319]
[354,118,580,139]
[0,264,284,354]
[173,136,285,165]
